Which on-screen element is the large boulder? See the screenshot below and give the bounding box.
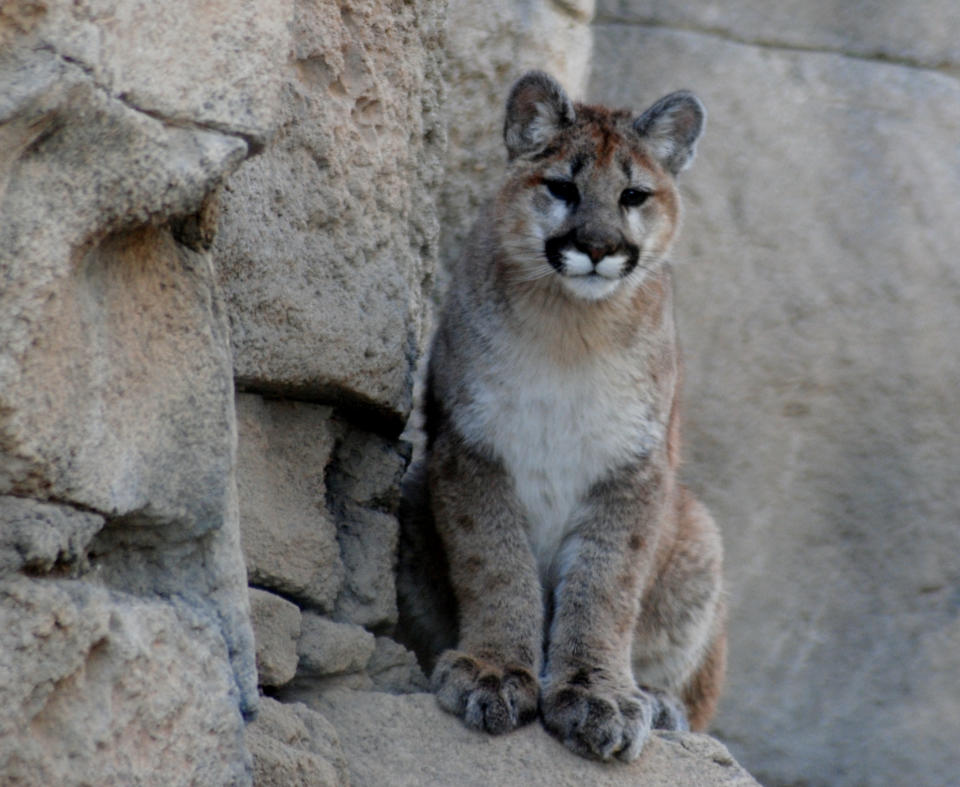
[590,17,960,787]
[235,395,345,610]
[0,3,283,781]
[596,0,960,69]
[245,697,349,787]
[213,0,447,427]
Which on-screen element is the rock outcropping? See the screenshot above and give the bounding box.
[587,4,960,786]
[3,1,956,786]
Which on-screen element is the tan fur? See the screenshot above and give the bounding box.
[397,72,724,762]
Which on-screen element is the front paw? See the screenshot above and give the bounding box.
[431,650,539,735]
[541,681,656,762]
[644,686,690,732]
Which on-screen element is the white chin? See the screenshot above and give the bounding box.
[559,274,621,301]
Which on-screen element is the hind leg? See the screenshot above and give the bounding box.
[682,621,727,730]
[632,488,725,731]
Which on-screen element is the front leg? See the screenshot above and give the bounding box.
[541,462,670,761]
[428,433,542,735]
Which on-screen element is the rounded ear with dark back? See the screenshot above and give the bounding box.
[633,91,706,175]
[503,71,576,161]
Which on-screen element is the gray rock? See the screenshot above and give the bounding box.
[595,0,960,70]
[590,24,960,787]
[245,697,349,787]
[325,428,408,629]
[325,427,408,515]
[297,613,375,677]
[214,0,446,424]
[315,689,758,787]
[331,505,399,630]
[0,497,103,575]
[19,0,290,145]
[87,484,259,717]
[367,636,429,694]
[0,577,251,786]
[0,46,245,532]
[249,588,302,688]
[235,394,345,609]
[0,38,258,722]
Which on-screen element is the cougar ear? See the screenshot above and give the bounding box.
[633,91,706,175]
[503,71,576,160]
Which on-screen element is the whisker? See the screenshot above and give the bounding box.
[509,266,556,283]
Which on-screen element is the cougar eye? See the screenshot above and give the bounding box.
[620,188,652,207]
[544,179,580,205]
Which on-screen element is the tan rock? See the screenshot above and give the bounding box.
[366,636,428,693]
[0,36,258,723]
[214,0,446,424]
[0,577,251,786]
[0,49,245,525]
[246,697,349,787]
[18,0,291,144]
[315,689,759,786]
[590,24,960,787]
[249,588,302,688]
[297,613,375,678]
[0,497,103,575]
[595,0,960,70]
[236,395,345,609]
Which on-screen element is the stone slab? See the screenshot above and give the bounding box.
[0,496,104,575]
[245,697,349,787]
[590,25,960,787]
[315,690,758,787]
[0,48,245,533]
[595,0,960,71]
[297,613,375,677]
[250,587,302,688]
[235,395,344,609]
[18,0,291,144]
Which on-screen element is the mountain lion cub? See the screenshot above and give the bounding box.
[398,71,725,762]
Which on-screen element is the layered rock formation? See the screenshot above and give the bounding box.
[1,0,269,779]
[3,0,955,785]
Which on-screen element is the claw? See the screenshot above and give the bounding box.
[432,650,539,735]
[542,681,655,762]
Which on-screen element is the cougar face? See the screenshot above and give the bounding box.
[497,102,690,302]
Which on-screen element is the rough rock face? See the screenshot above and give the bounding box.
[315,690,759,787]
[0,578,251,786]
[213,0,447,426]
[236,395,345,610]
[590,4,960,786]
[249,587,303,688]
[15,0,952,784]
[597,0,960,69]
[245,697,349,787]
[1,0,280,782]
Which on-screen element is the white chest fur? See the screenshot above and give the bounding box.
[454,340,662,586]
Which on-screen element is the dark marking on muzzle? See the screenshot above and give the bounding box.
[545,228,640,277]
